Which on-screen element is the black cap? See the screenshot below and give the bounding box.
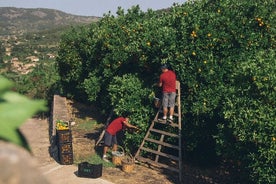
[122,112,129,118]
[161,63,168,69]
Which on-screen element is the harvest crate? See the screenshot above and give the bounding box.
[56,129,72,143]
[56,121,74,165]
[59,152,73,165]
[78,162,102,178]
[58,142,73,154]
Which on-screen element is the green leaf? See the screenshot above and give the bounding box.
[0,76,13,95]
[0,77,47,148]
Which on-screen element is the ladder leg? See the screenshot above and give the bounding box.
[154,134,164,162]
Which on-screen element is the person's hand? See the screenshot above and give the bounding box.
[134,126,140,132]
[132,125,139,131]
[127,126,139,133]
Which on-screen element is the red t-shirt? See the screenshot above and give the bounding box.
[160,70,176,92]
[106,117,125,135]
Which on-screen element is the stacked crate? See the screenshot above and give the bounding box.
[56,128,73,165]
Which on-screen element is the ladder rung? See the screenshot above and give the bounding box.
[145,138,179,150]
[153,120,179,128]
[135,156,179,173]
[150,128,179,138]
[173,113,179,117]
[157,110,179,117]
[140,147,179,161]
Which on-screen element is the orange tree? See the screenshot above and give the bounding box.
[168,1,275,183]
[56,0,275,182]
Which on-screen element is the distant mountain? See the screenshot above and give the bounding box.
[0,7,100,36]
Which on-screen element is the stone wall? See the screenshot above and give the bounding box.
[51,95,71,136]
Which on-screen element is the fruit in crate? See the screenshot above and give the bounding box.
[56,120,69,130]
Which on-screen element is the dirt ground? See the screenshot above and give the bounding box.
[67,100,238,184]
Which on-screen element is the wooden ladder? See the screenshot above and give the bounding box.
[135,81,182,183]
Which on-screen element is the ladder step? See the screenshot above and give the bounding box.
[145,138,179,150]
[140,147,179,161]
[154,119,179,127]
[150,128,179,138]
[158,109,179,117]
[157,109,179,117]
[135,155,179,173]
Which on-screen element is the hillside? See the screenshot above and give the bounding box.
[0,7,100,36]
[0,7,100,75]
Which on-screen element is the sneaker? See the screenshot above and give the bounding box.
[134,158,139,163]
[167,117,173,122]
[158,116,167,122]
[103,156,110,162]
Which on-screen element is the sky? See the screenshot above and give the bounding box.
[0,0,187,17]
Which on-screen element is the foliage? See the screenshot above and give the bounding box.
[82,154,115,167]
[219,49,276,183]
[0,76,47,149]
[107,74,153,153]
[0,41,4,64]
[75,120,101,131]
[56,120,70,130]
[56,0,275,182]
[2,60,61,104]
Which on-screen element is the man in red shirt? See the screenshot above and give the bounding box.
[103,115,138,161]
[159,63,176,122]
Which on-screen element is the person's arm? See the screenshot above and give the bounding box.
[158,82,162,87]
[123,118,138,129]
[158,75,163,87]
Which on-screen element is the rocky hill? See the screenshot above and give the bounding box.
[0,7,100,36]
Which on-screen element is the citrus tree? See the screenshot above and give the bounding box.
[56,0,275,182]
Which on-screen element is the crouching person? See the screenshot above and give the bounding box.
[102,114,138,162]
